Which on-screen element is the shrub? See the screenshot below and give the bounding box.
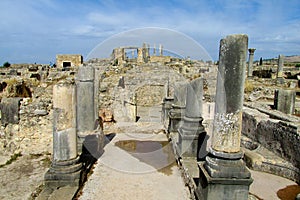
[244,80,254,93]
[3,62,11,68]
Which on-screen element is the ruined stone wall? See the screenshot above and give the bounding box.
[0,65,75,159]
[56,54,83,68]
[0,64,49,81]
[149,56,171,63]
[242,107,300,169]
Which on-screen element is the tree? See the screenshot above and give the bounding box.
[259,57,263,66]
[3,62,11,68]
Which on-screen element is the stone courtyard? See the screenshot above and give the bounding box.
[0,36,299,199]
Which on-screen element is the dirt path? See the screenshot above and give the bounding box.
[0,154,51,200]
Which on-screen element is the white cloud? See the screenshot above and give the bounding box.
[0,0,299,64]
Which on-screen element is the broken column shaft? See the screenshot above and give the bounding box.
[76,66,96,152]
[178,78,206,158]
[247,48,256,77]
[159,44,163,56]
[212,35,248,153]
[168,82,187,133]
[277,54,285,84]
[274,89,296,114]
[162,79,174,130]
[197,34,252,200]
[45,81,82,188]
[77,66,95,133]
[137,48,145,63]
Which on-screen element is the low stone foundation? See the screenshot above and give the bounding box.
[242,106,300,183]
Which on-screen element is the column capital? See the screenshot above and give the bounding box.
[248,48,256,54]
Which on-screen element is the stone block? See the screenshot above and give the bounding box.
[0,97,22,125]
[53,128,78,161]
[77,66,94,81]
[76,81,95,133]
[197,162,252,200]
[274,89,295,114]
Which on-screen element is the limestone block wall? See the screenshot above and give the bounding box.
[56,54,83,69]
[242,107,300,169]
[149,56,171,63]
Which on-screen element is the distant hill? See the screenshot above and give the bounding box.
[260,55,300,64]
[284,55,300,63]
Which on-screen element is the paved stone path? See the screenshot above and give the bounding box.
[78,121,300,200]
[250,170,300,200]
[79,122,190,200]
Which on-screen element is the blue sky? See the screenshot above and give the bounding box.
[0,0,299,64]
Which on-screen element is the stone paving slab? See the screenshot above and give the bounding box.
[78,132,190,200]
[177,156,299,200]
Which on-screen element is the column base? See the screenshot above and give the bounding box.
[168,106,185,133]
[197,161,253,200]
[77,130,105,158]
[45,157,83,188]
[178,116,206,158]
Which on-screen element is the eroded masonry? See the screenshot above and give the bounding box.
[0,37,299,199]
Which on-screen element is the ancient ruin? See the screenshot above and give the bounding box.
[0,34,300,199]
[56,54,83,69]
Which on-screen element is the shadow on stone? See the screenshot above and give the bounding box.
[104,133,116,146]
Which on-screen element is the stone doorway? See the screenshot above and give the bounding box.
[135,85,165,122]
[63,61,71,68]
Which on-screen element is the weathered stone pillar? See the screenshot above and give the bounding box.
[274,89,295,114]
[147,44,150,58]
[277,54,285,84]
[162,79,174,130]
[247,48,256,77]
[178,78,206,158]
[45,81,82,188]
[94,66,101,121]
[159,44,163,56]
[153,44,156,56]
[143,43,149,62]
[197,34,252,200]
[137,48,144,63]
[112,48,125,65]
[162,96,174,130]
[168,82,187,133]
[76,66,96,152]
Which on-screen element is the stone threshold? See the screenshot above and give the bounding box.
[243,144,300,184]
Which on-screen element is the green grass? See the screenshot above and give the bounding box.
[0,152,22,168]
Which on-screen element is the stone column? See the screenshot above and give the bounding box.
[45,81,82,188]
[197,34,252,200]
[137,48,144,63]
[159,44,163,56]
[162,79,174,130]
[143,43,149,62]
[277,54,285,84]
[178,78,206,158]
[247,48,256,77]
[77,66,95,132]
[94,66,100,121]
[147,44,150,58]
[112,48,125,65]
[168,82,187,133]
[153,44,156,56]
[274,89,295,114]
[76,66,95,152]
